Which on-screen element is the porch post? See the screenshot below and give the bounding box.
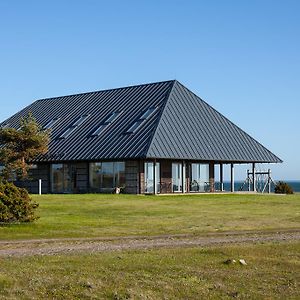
[181,161,185,193]
[220,163,224,191]
[153,160,156,194]
[231,163,235,192]
[252,163,256,192]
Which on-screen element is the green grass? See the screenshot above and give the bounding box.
[0,241,299,299]
[0,193,299,240]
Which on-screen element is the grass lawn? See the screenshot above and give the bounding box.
[0,241,299,299]
[0,193,299,240]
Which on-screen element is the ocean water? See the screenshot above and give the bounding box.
[222,181,300,193]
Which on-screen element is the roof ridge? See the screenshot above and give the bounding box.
[144,81,177,158]
[35,80,177,102]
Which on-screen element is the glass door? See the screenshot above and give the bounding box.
[51,163,77,193]
[144,162,160,194]
[172,163,182,192]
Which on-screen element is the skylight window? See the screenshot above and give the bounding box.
[59,115,89,139]
[44,118,59,129]
[91,111,121,136]
[126,107,157,133]
[73,115,89,126]
[0,123,10,129]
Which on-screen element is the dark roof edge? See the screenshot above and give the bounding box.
[175,81,283,164]
[144,81,177,158]
[34,79,176,103]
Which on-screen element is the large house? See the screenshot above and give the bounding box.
[0,80,282,194]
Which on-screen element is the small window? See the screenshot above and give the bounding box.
[126,120,143,133]
[44,118,59,129]
[91,111,121,136]
[126,107,157,133]
[59,115,89,139]
[140,107,156,120]
[0,123,10,129]
[59,126,76,139]
[91,124,106,136]
[104,112,120,124]
[73,115,89,126]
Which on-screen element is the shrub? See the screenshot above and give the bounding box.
[274,181,294,194]
[0,181,39,223]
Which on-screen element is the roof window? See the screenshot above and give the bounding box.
[0,123,10,129]
[59,115,89,139]
[44,118,59,129]
[126,107,157,133]
[91,111,121,136]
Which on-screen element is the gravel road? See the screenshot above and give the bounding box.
[0,229,299,257]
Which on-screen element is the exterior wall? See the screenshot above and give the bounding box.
[75,163,89,193]
[15,164,50,194]
[15,160,216,194]
[125,160,140,194]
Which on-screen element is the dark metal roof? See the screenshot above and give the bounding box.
[0,80,282,163]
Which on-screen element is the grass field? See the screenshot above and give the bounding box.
[0,193,299,240]
[0,241,299,299]
[0,193,299,299]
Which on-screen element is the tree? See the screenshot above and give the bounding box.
[0,113,50,181]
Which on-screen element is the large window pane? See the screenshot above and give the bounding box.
[190,163,209,192]
[172,163,182,192]
[114,162,125,188]
[102,162,114,189]
[144,162,154,193]
[51,164,64,193]
[144,162,160,194]
[89,162,102,192]
[89,161,125,192]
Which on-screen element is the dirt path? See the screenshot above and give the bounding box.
[1,229,299,257]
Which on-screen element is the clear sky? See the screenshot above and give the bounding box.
[0,0,299,180]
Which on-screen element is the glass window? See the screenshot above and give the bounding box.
[51,164,77,193]
[190,163,209,192]
[126,107,157,133]
[140,107,156,119]
[91,112,121,136]
[59,126,76,139]
[145,162,160,193]
[73,115,89,126]
[126,120,143,133]
[104,112,121,124]
[89,161,125,192]
[172,163,182,192]
[102,162,114,189]
[44,118,59,129]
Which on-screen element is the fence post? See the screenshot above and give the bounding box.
[39,179,42,195]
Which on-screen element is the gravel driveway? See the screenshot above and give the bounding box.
[0,229,299,257]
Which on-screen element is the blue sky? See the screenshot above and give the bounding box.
[0,0,299,180]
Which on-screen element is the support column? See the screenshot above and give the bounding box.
[220,163,224,191]
[268,169,271,194]
[209,162,215,192]
[231,163,235,192]
[181,161,185,193]
[252,163,256,192]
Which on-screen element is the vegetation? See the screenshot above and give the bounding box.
[0,113,48,223]
[0,193,299,240]
[275,181,294,194]
[0,181,39,223]
[0,241,299,299]
[0,113,49,180]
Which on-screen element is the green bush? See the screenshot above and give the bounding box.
[274,181,294,194]
[0,181,39,223]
